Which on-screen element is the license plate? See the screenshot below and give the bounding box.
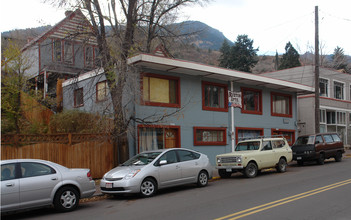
[106,183,113,188]
[226,168,232,172]
[297,157,302,160]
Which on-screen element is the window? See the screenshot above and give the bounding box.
[178,150,200,162]
[236,141,260,151]
[202,81,228,112]
[262,141,272,151]
[85,46,94,67]
[241,87,262,114]
[315,135,323,144]
[327,111,336,124]
[320,109,326,123]
[323,134,334,143]
[53,39,62,62]
[236,127,263,143]
[142,74,180,108]
[96,81,108,102]
[337,112,346,125]
[332,134,341,142]
[271,129,295,145]
[74,88,83,107]
[334,81,344,100]
[138,125,180,152]
[194,127,226,146]
[1,164,16,181]
[271,92,292,117]
[159,151,178,164]
[64,41,73,64]
[21,162,56,178]
[319,78,329,97]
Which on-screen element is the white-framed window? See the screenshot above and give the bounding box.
[319,78,329,97]
[334,81,345,100]
[320,109,326,124]
[337,112,346,125]
[326,111,336,125]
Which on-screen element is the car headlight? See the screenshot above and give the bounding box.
[124,169,141,180]
[217,158,221,163]
[237,157,242,163]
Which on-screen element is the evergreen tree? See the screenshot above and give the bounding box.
[218,39,231,68]
[274,50,279,70]
[331,46,347,71]
[219,35,259,72]
[278,42,301,70]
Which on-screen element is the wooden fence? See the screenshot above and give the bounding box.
[1,133,117,179]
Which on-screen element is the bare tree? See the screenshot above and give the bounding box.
[48,0,207,161]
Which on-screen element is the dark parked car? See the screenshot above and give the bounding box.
[292,133,344,165]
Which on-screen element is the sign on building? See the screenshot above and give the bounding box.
[228,91,242,108]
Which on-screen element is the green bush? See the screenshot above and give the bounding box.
[49,110,113,134]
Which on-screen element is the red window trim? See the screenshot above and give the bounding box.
[96,80,108,102]
[193,127,227,146]
[137,124,181,153]
[140,73,181,108]
[271,128,295,146]
[202,81,228,112]
[241,87,262,115]
[74,88,84,107]
[271,92,293,118]
[235,127,264,144]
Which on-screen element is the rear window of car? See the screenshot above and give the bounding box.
[331,134,341,142]
[323,135,334,143]
[294,136,315,145]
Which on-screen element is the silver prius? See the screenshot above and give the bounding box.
[1,159,96,213]
[100,148,213,197]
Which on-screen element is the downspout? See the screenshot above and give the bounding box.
[231,81,235,152]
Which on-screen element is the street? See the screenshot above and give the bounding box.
[3,157,351,220]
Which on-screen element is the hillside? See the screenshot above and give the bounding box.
[2,21,350,73]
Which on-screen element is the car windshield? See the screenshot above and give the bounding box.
[122,152,162,166]
[235,141,260,151]
[294,136,315,145]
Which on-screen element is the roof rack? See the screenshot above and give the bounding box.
[238,135,286,141]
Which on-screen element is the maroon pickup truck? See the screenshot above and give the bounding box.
[292,133,345,165]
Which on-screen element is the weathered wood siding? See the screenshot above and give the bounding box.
[1,134,117,179]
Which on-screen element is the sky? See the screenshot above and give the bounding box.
[1,0,350,55]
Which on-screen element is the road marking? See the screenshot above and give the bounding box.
[215,178,351,220]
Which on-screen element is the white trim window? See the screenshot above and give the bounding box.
[337,112,346,125]
[319,78,329,97]
[334,81,345,100]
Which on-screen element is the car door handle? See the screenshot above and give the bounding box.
[51,177,58,181]
[176,165,180,169]
[6,183,14,187]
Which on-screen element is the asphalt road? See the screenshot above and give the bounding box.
[3,157,351,220]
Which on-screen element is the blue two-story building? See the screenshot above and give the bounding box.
[62,52,314,164]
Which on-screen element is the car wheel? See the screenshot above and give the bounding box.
[140,178,157,197]
[276,158,287,173]
[53,186,80,212]
[335,151,342,162]
[317,153,325,165]
[197,171,208,187]
[218,169,232,178]
[244,162,258,178]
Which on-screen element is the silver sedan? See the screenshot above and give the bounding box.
[1,159,96,213]
[100,148,213,197]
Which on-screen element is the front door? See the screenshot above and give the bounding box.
[165,128,178,148]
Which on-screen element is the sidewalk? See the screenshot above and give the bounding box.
[91,148,351,197]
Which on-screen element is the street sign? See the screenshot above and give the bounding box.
[228,91,242,108]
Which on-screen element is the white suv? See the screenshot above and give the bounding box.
[216,137,292,178]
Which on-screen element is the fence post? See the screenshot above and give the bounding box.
[68,133,72,145]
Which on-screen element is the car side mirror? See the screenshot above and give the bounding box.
[159,160,167,166]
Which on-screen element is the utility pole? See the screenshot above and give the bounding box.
[314,6,320,133]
